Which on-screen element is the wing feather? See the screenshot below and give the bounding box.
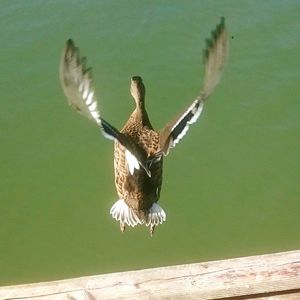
[160,17,229,155]
[59,39,151,175]
[59,39,101,125]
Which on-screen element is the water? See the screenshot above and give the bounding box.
[1,0,299,285]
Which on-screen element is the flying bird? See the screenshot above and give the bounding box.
[59,17,229,236]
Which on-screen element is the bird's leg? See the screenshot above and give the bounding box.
[120,222,125,233]
[150,225,155,237]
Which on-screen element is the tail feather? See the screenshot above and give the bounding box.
[110,199,143,227]
[110,200,166,229]
[146,203,166,227]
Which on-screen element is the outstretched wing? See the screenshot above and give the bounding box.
[59,39,151,175]
[60,39,137,143]
[59,39,102,125]
[159,17,229,155]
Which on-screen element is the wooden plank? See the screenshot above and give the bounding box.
[0,250,299,300]
[258,293,300,300]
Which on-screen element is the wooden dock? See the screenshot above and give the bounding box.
[0,250,299,300]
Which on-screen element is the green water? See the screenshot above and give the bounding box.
[1,1,299,285]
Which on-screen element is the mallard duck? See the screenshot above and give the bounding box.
[59,17,228,236]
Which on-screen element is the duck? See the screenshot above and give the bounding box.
[59,17,228,236]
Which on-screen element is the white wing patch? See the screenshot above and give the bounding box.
[171,99,204,148]
[82,89,101,125]
[125,149,140,175]
[86,91,94,105]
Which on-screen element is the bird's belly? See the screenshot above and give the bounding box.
[113,143,162,212]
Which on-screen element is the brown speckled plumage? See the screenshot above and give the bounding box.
[114,77,163,226]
